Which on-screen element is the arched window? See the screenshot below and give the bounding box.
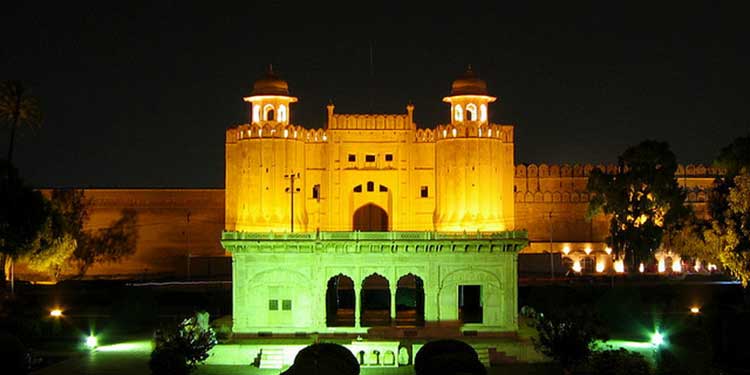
[466,103,477,121]
[454,104,463,122]
[367,181,374,192]
[263,104,275,121]
[480,104,487,122]
[278,104,287,122]
[252,105,260,123]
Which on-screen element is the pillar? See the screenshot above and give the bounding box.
[390,284,396,324]
[354,280,361,328]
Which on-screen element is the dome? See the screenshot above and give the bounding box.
[251,65,290,96]
[450,66,489,96]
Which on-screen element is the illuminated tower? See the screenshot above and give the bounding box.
[435,67,514,231]
[225,66,307,232]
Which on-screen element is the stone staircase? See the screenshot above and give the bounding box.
[472,344,491,367]
[258,347,285,369]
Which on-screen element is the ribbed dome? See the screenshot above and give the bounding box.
[251,65,290,96]
[450,66,489,96]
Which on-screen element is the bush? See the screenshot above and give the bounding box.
[521,306,608,371]
[149,312,217,375]
[578,349,651,375]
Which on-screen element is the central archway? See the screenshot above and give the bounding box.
[353,203,388,231]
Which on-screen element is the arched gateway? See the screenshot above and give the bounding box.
[353,203,388,231]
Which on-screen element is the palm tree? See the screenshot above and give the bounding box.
[0,80,42,164]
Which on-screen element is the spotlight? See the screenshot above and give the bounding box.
[650,332,664,347]
[85,335,98,349]
[690,306,700,314]
[50,308,63,318]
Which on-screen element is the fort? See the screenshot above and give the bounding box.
[16,68,719,366]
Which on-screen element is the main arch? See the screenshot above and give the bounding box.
[353,203,388,231]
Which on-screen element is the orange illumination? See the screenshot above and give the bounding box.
[572,260,582,273]
[614,260,625,273]
[243,95,298,103]
[605,246,612,255]
[690,306,700,314]
[50,308,63,317]
[671,259,682,273]
[562,245,571,255]
[639,263,645,273]
[584,246,592,255]
[442,94,497,103]
[595,261,605,273]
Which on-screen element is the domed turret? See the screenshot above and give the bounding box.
[243,65,298,125]
[443,66,496,124]
[450,66,489,96]
[251,65,291,96]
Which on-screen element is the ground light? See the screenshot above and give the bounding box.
[690,306,701,314]
[49,308,63,318]
[650,331,665,347]
[85,335,98,349]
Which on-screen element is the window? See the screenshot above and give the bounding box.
[385,154,393,162]
[269,299,279,311]
[282,299,292,311]
[348,154,356,162]
[379,185,388,192]
[454,104,463,122]
[367,181,374,192]
[252,105,260,123]
[480,104,487,122]
[420,186,429,198]
[278,104,287,122]
[312,184,320,200]
[354,185,362,192]
[365,154,376,163]
[264,104,275,121]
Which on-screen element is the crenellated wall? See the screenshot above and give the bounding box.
[513,163,719,254]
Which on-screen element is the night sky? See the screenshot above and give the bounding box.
[3,2,748,188]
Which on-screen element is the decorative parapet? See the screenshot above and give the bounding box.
[227,123,328,143]
[327,113,414,131]
[515,163,725,178]
[433,123,513,142]
[221,230,529,254]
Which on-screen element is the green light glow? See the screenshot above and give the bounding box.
[85,335,98,349]
[650,332,664,347]
[96,340,153,353]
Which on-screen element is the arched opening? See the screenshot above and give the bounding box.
[278,104,287,122]
[480,104,487,122]
[326,274,355,327]
[395,274,425,327]
[266,109,275,121]
[583,257,595,273]
[361,274,391,327]
[466,103,477,121]
[353,203,388,231]
[454,104,463,122]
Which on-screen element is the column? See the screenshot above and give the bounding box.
[354,280,361,328]
[389,283,396,325]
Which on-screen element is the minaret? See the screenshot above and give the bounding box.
[435,67,512,232]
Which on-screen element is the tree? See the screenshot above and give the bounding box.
[149,312,217,375]
[522,306,608,373]
[587,140,688,270]
[669,172,750,286]
[0,161,50,288]
[73,208,138,276]
[0,81,42,164]
[579,348,652,375]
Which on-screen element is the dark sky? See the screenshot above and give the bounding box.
[3,2,748,188]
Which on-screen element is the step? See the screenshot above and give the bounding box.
[258,348,285,369]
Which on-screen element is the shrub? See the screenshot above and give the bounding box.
[579,348,652,375]
[149,311,217,375]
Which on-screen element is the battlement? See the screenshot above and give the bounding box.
[514,163,725,178]
[327,113,414,131]
[227,123,328,143]
[433,123,513,142]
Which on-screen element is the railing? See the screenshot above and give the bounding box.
[222,230,528,242]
